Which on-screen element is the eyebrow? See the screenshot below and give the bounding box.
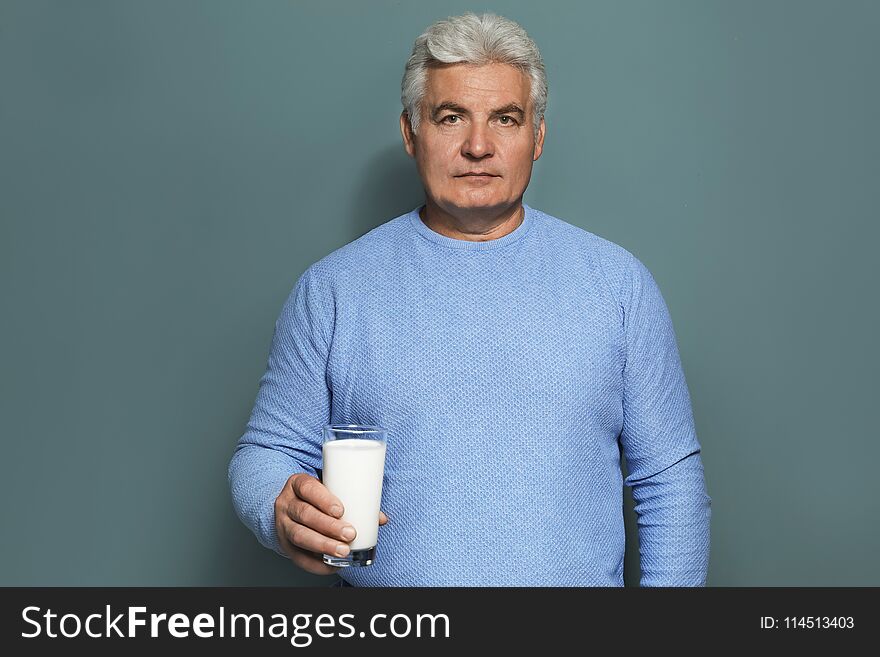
[431,101,526,121]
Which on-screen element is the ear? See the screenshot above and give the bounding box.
[400,111,416,158]
[533,116,546,161]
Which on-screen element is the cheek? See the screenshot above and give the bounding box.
[421,148,455,177]
[510,147,535,177]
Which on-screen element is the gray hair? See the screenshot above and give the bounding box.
[401,12,547,143]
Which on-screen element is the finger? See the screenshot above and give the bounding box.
[293,474,345,518]
[288,521,353,559]
[379,511,388,525]
[287,500,358,542]
[290,547,341,576]
[277,526,339,576]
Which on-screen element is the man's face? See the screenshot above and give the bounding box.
[401,62,545,218]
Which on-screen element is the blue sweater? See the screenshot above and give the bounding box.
[228,202,712,586]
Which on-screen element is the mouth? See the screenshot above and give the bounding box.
[456,173,499,178]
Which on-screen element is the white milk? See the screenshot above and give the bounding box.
[322,438,387,550]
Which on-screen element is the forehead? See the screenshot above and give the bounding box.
[424,62,531,108]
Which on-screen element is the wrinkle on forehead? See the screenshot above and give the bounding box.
[424,62,531,113]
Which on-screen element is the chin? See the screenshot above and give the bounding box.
[455,192,503,205]
[446,199,507,210]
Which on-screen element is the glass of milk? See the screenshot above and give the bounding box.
[321,424,388,567]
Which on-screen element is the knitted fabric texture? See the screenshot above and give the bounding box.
[228,203,712,586]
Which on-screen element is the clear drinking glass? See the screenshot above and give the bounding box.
[321,424,388,567]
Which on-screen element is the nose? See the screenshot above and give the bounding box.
[462,120,494,159]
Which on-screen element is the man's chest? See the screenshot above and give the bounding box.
[326,276,624,431]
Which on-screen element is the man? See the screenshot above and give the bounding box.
[228,12,711,586]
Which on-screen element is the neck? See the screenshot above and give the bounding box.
[419,200,524,241]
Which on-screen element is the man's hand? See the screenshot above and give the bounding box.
[274,472,389,575]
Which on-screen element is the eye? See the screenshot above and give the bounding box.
[442,115,461,124]
[499,116,517,125]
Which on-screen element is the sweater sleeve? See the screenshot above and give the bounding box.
[227,266,332,558]
[618,256,712,586]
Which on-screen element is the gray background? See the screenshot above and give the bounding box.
[1,0,877,586]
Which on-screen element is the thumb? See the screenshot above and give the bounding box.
[379,511,388,525]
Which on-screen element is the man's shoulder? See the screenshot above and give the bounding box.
[533,205,640,273]
[305,208,414,281]
[531,206,663,311]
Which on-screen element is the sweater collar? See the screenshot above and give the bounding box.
[408,203,536,251]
